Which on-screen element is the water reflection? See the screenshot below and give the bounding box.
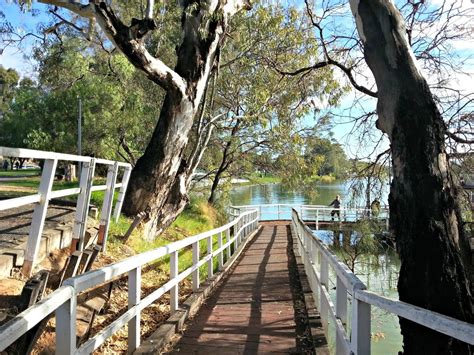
[314,230,402,354]
[230,181,389,208]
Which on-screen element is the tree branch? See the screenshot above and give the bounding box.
[39,0,187,94]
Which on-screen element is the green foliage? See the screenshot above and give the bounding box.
[0,39,161,162]
[198,2,348,202]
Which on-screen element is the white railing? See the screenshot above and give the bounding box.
[0,208,259,354]
[0,147,132,276]
[233,204,389,227]
[291,208,474,354]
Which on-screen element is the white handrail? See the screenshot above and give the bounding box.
[291,208,474,354]
[0,286,75,350]
[0,146,132,275]
[0,208,259,353]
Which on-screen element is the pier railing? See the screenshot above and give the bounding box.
[291,208,474,354]
[0,147,132,276]
[0,208,259,353]
[233,203,389,227]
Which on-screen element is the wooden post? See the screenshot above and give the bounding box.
[98,162,119,252]
[336,276,348,355]
[170,252,178,312]
[192,242,200,291]
[316,210,319,230]
[128,266,141,352]
[218,231,224,271]
[226,228,232,260]
[320,255,329,332]
[23,159,58,277]
[351,291,371,355]
[72,158,95,252]
[207,236,213,278]
[113,166,131,222]
[56,294,76,354]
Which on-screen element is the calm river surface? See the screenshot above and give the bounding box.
[230,182,402,354]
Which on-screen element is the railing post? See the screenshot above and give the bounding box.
[227,228,232,259]
[320,254,329,332]
[98,162,119,252]
[207,236,213,278]
[351,290,371,355]
[72,158,95,252]
[23,158,58,277]
[218,231,224,271]
[235,220,240,248]
[170,252,178,312]
[113,165,132,222]
[128,266,141,352]
[316,210,319,230]
[336,276,348,355]
[56,293,76,354]
[277,204,280,220]
[192,242,200,291]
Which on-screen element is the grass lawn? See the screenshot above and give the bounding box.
[0,176,110,207]
[0,169,41,177]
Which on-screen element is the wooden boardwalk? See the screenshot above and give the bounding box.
[168,222,328,354]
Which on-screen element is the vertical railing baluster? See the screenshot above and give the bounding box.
[113,165,132,222]
[218,231,224,271]
[226,228,232,259]
[320,254,329,333]
[192,242,200,291]
[72,158,95,252]
[351,291,371,355]
[56,293,76,354]
[207,236,213,278]
[23,158,58,277]
[170,252,178,312]
[316,209,319,230]
[98,162,119,252]
[128,266,141,351]
[336,276,348,355]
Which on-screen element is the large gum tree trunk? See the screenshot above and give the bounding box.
[349,1,473,353]
[120,1,250,239]
[122,93,195,237]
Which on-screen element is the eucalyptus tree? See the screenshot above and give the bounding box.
[200,4,346,203]
[350,3,473,352]
[292,0,474,352]
[14,0,251,238]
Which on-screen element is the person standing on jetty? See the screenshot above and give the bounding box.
[329,195,341,221]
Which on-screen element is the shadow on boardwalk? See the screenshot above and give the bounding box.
[168,222,328,354]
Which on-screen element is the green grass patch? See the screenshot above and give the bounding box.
[0,169,40,177]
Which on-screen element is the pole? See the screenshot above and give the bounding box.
[77,96,82,176]
[78,96,82,155]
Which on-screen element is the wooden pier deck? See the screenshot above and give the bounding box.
[167,222,328,354]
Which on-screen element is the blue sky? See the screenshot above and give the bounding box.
[1,0,472,160]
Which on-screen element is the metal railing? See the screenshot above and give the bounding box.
[291,208,474,354]
[233,203,389,227]
[0,208,259,354]
[0,147,132,276]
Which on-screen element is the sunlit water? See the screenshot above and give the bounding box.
[230,182,403,354]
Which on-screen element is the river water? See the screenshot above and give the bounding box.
[230,182,403,354]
